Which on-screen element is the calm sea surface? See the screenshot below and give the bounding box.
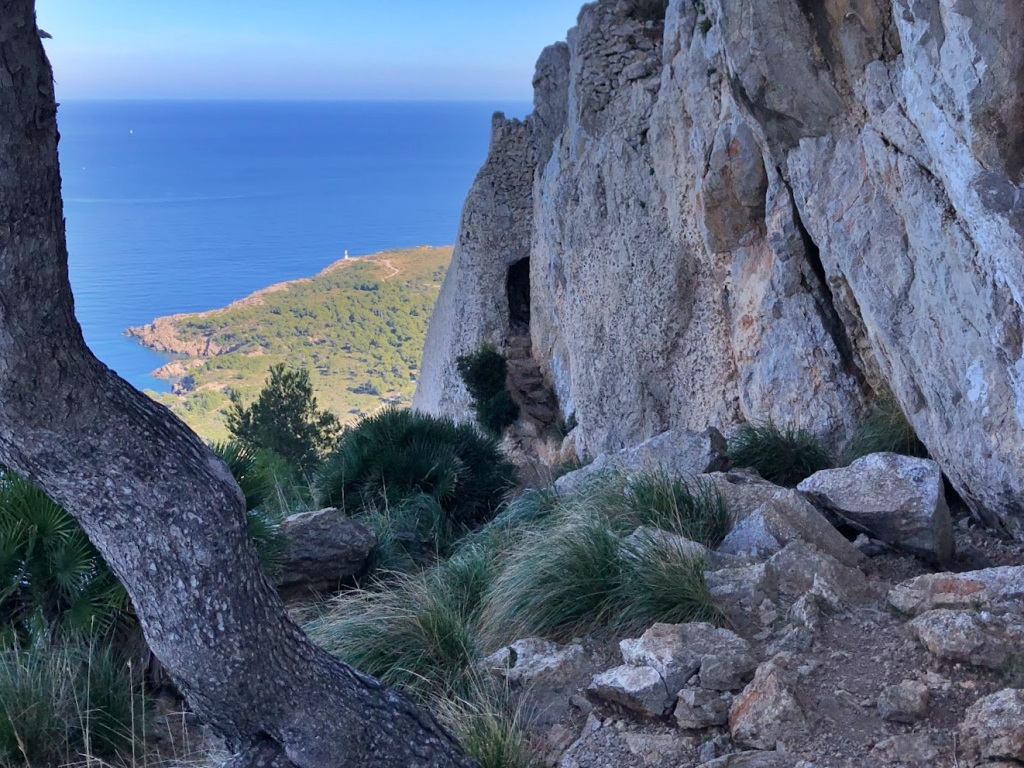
[58,100,528,392]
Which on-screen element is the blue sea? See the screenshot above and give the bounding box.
[58,100,529,392]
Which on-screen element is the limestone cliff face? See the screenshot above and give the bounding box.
[414,0,1024,537]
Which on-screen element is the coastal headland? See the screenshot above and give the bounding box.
[127,245,452,441]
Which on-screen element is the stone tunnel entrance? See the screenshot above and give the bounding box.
[506,257,531,334]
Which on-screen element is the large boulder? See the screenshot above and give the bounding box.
[273,508,375,595]
[959,689,1024,765]
[718,488,865,568]
[554,428,729,494]
[888,567,1024,617]
[909,609,1024,669]
[620,622,757,693]
[481,637,585,684]
[729,656,808,751]
[797,454,953,566]
[586,664,673,718]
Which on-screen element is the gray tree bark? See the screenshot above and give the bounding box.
[0,4,476,766]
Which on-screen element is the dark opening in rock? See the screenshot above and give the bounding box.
[507,257,531,333]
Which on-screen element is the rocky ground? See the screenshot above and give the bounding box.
[478,438,1024,768]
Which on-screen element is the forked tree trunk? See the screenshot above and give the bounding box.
[0,4,476,766]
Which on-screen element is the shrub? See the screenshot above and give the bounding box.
[316,408,517,555]
[627,0,669,22]
[0,475,129,640]
[842,396,928,465]
[728,421,832,486]
[227,363,341,473]
[456,345,519,436]
[0,638,145,766]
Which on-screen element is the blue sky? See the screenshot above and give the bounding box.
[37,0,583,101]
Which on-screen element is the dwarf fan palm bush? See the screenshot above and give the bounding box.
[728,421,833,486]
[0,475,129,640]
[316,408,516,558]
[211,441,289,576]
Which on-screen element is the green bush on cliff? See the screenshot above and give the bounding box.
[316,408,517,560]
[728,421,833,486]
[227,363,341,473]
[456,345,519,437]
[627,0,669,22]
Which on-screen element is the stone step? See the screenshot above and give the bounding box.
[520,391,552,403]
[514,373,545,388]
[524,403,558,423]
[507,360,540,374]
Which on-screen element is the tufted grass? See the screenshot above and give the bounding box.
[477,471,724,646]
[842,396,928,465]
[0,638,146,766]
[620,470,733,547]
[616,530,722,632]
[479,511,624,644]
[728,421,833,486]
[305,540,498,700]
[434,677,541,768]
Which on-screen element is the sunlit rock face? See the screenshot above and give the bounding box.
[415,0,1024,537]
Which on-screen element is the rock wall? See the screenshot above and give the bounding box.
[414,0,1024,537]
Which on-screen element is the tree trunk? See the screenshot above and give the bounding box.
[0,4,477,766]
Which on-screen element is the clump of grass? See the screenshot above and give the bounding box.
[621,470,732,548]
[842,396,928,465]
[306,546,496,700]
[478,476,723,646]
[480,513,624,644]
[0,638,145,766]
[616,531,722,632]
[434,678,541,768]
[457,345,520,436]
[627,0,669,22]
[728,421,833,486]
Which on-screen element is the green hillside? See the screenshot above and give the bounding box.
[128,246,451,442]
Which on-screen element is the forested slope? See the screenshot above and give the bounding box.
[128,246,451,440]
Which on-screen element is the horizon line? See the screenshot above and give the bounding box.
[56,96,536,104]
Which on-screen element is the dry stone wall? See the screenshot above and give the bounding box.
[414,0,1024,537]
